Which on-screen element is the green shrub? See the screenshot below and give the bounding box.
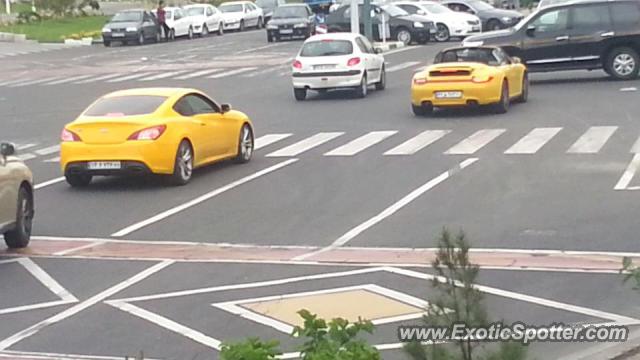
[220,338,281,360]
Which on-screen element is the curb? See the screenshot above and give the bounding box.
[373,41,405,53]
[0,32,29,43]
[559,326,640,360]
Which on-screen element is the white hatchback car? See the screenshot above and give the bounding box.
[153,7,194,39]
[292,33,385,100]
[394,1,481,42]
[183,4,225,36]
[219,1,265,31]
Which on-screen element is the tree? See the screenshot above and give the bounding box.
[35,0,75,15]
[220,338,281,360]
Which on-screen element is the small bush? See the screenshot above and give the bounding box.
[220,338,281,360]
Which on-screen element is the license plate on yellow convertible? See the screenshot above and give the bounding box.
[88,161,121,170]
[435,91,462,99]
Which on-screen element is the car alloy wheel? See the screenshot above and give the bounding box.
[202,25,209,36]
[138,32,144,45]
[257,17,263,28]
[355,74,368,98]
[218,22,224,35]
[188,27,193,39]
[170,141,193,185]
[375,67,386,90]
[396,29,411,45]
[170,29,176,40]
[613,53,636,77]
[239,20,245,31]
[235,125,254,163]
[434,24,450,42]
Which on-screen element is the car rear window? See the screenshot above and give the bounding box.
[300,40,353,57]
[83,95,167,117]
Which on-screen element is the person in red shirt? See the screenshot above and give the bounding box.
[156,1,171,41]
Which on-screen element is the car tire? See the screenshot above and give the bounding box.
[202,24,209,36]
[267,33,274,42]
[257,17,263,29]
[412,103,433,116]
[434,23,450,42]
[155,31,161,43]
[395,27,412,45]
[218,22,224,35]
[516,72,528,103]
[188,27,194,39]
[493,81,510,114]
[234,124,254,164]
[486,19,501,31]
[137,32,145,45]
[239,20,245,31]
[169,140,193,186]
[605,47,640,80]
[170,29,176,40]
[65,173,92,187]
[4,186,33,249]
[294,88,307,101]
[104,40,111,47]
[375,66,386,91]
[354,74,368,98]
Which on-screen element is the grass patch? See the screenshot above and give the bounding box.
[0,2,33,14]
[0,15,109,42]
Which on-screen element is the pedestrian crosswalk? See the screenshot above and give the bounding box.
[16,126,636,165]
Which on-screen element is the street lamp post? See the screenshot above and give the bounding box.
[362,0,372,40]
[349,0,359,34]
[5,0,10,14]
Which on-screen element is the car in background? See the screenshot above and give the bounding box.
[102,9,160,47]
[153,7,195,39]
[256,0,286,23]
[394,1,481,41]
[0,142,34,249]
[326,3,436,45]
[183,4,225,36]
[442,0,523,31]
[292,33,386,100]
[60,88,255,187]
[411,46,528,116]
[267,4,316,42]
[462,0,640,80]
[219,1,265,31]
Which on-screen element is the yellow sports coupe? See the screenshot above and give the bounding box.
[60,88,254,187]
[411,46,528,116]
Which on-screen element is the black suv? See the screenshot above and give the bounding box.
[463,0,640,80]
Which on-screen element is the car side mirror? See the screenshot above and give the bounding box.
[0,142,15,158]
[221,104,231,113]
[512,56,521,64]
[526,25,536,36]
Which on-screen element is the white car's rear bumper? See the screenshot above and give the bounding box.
[224,22,242,30]
[292,70,363,90]
[449,23,482,37]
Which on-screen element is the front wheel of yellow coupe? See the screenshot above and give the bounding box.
[235,124,254,164]
[170,140,194,186]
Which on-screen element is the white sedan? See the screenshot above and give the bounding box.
[219,1,264,31]
[153,7,194,39]
[395,1,481,42]
[292,33,385,101]
[183,4,225,36]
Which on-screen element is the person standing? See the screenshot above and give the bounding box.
[157,1,171,41]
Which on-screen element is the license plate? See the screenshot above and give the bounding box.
[314,64,335,70]
[112,33,125,37]
[88,161,121,170]
[279,29,293,34]
[435,91,462,99]
[472,26,480,31]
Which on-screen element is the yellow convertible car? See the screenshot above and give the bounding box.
[411,46,528,116]
[60,88,254,187]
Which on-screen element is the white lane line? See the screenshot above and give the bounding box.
[174,69,222,80]
[42,74,94,85]
[567,126,618,154]
[74,73,124,84]
[631,135,640,153]
[614,154,640,190]
[18,258,78,303]
[53,241,106,256]
[0,350,163,360]
[504,127,562,154]
[44,156,60,163]
[112,159,298,237]
[17,153,36,161]
[7,76,61,87]
[241,65,287,78]
[34,177,66,190]
[293,158,479,260]
[324,131,397,156]
[107,72,156,83]
[386,61,421,73]
[254,133,293,150]
[444,129,506,155]
[17,144,37,150]
[107,301,222,349]
[0,78,27,87]
[138,70,188,81]
[207,67,257,79]
[35,145,60,156]
[0,260,173,351]
[384,130,450,155]
[266,132,344,157]
[235,43,283,54]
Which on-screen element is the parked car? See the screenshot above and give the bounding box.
[102,9,160,47]
[394,1,481,41]
[0,142,34,249]
[152,7,194,39]
[442,0,523,31]
[463,0,640,80]
[292,33,386,100]
[326,3,436,45]
[267,4,316,42]
[219,1,265,31]
[256,0,286,23]
[183,4,225,36]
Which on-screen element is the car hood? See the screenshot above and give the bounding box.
[477,8,522,18]
[104,21,140,29]
[269,17,309,25]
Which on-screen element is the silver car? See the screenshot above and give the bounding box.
[0,142,34,249]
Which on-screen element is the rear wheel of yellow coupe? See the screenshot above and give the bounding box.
[493,81,509,114]
[412,103,432,117]
[235,124,254,164]
[65,173,92,187]
[170,140,193,186]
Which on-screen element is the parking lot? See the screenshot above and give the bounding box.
[2,26,640,360]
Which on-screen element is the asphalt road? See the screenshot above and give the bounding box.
[2,28,640,360]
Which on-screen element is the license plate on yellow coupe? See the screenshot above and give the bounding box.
[88,161,121,170]
[435,91,462,99]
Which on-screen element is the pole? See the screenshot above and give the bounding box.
[381,12,386,44]
[362,0,372,40]
[349,0,359,34]
[5,0,10,15]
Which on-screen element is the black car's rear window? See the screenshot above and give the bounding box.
[273,6,308,18]
[300,40,353,57]
[112,11,142,22]
[84,95,167,117]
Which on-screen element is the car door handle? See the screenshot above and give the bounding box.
[601,31,615,38]
[555,35,569,41]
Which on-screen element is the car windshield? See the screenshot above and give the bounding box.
[219,4,243,12]
[273,6,308,18]
[111,11,142,22]
[185,7,205,16]
[380,5,409,17]
[434,48,499,65]
[423,3,451,14]
[300,40,353,57]
[467,0,493,10]
[83,95,167,117]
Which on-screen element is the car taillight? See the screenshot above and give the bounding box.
[128,125,166,141]
[413,77,428,85]
[293,60,302,69]
[471,76,494,83]
[347,57,360,66]
[61,128,81,142]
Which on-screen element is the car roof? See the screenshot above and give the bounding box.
[103,88,200,98]
[183,3,210,7]
[305,33,362,42]
[277,3,309,6]
[220,1,250,5]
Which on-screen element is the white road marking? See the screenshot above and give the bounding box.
[44,156,60,163]
[138,70,188,81]
[631,135,640,153]
[111,159,298,237]
[254,133,293,150]
[235,43,284,54]
[35,145,60,156]
[620,87,637,92]
[614,154,640,190]
[444,129,506,155]
[384,130,450,155]
[294,158,479,260]
[567,126,617,154]
[53,241,106,256]
[174,69,222,80]
[42,74,94,85]
[0,78,28,87]
[7,76,62,87]
[324,131,397,156]
[207,67,257,79]
[74,73,124,84]
[0,260,173,351]
[107,72,156,83]
[386,61,421,73]
[34,177,66,190]
[241,65,288,78]
[17,153,36,161]
[383,45,420,56]
[266,132,344,157]
[504,127,562,154]
[17,144,36,150]
[0,350,163,360]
